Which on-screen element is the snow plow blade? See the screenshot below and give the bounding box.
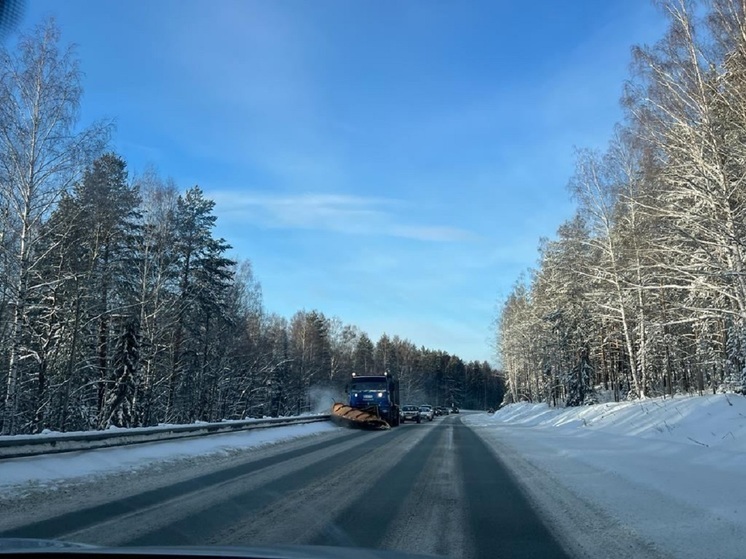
[331,403,391,430]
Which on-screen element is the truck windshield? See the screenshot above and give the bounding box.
[350,380,387,391]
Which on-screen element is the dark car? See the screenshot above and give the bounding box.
[451,406,460,414]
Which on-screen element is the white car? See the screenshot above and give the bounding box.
[401,405,421,423]
[419,405,434,421]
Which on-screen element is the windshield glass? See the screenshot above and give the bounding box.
[349,380,387,392]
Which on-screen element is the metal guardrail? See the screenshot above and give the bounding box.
[0,414,332,460]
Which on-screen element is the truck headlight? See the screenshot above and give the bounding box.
[377,392,383,397]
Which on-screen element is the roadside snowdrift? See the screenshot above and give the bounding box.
[482,393,746,450]
[465,394,746,559]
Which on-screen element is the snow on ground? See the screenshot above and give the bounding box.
[0,421,340,493]
[0,414,329,443]
[465,394,746,559]
[486,394,746,450]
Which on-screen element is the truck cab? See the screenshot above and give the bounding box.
[347,373,400,427]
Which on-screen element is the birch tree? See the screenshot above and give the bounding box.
[627,0,746,391]
[0,21,107,434]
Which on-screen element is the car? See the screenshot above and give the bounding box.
[419,405,434,421]
[400,405,421,423]
[451,406,460,414]
[433,407,443,416]
[440,406,450,415]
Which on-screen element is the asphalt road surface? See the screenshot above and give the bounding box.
[0,414,570,559]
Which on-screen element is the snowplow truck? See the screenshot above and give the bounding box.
[347,373,400,427]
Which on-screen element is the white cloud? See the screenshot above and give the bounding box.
[210,191,477,242]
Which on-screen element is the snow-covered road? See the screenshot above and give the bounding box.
[0,416,569,559]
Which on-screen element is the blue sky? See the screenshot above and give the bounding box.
[19,0,667,365]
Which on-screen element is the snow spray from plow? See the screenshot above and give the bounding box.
[330,403,391,430]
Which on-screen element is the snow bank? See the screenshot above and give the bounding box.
[0,414,329,443]
[472,393,746,450]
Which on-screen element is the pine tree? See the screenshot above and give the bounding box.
[353,333,375,375]
[100,319,140,428]
[167,186,235,423]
